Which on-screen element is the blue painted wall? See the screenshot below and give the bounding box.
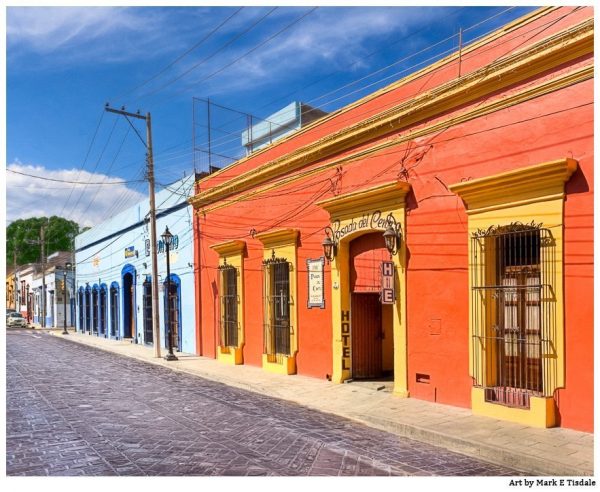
[74,176,197,353]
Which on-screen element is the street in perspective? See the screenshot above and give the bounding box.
[7,328,520,477]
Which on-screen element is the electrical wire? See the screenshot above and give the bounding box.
[134,7,279,101]
[114,7,245,101]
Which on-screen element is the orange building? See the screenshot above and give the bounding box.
[190,7,593,432]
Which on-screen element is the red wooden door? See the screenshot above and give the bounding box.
[351,293,382,379]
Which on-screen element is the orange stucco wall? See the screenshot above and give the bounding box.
[193,7,593,432]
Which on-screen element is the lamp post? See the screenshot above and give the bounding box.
[62,263,71,335]
[161,226,178,361]
[26,284,30,324]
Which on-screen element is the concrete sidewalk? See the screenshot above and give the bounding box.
[43,328,593,476]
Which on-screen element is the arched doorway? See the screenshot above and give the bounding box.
[84,286,91,333]
[121,265,136,340]
[349,232,394,381]
[164,274,181,352]
[142,276,153,345]
[109,282,119,338]
[317,181,410,396]
[99,284,108,337]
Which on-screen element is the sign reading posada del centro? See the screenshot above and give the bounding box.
[329,210,401,242]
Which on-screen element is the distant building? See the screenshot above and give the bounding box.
[241,102,327,154]
[11,252,75,328]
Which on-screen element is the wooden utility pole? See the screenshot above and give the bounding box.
[105,105,161,358]
[41,222,47,328]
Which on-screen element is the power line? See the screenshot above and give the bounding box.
[114,7,245,101]
[6,168,145,185]
[199,7,580,160]
[135,7,279,101]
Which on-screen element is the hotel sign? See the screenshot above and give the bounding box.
[329,210,401,242]
[381,261,395,304]
[307,257,325,308]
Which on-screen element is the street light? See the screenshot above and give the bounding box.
[161,226,178,361]
[26,284,30,324]
[62,263,72,335]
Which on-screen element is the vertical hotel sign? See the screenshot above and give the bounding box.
[381,261,395,304]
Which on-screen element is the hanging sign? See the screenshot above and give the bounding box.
[381,261,395,304]
[307,257,325,308]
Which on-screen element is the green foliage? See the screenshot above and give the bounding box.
[6,216,81,266]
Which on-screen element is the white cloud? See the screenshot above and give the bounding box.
[6,6,192,65]
[179,7,446,101]
[6,162,147,228]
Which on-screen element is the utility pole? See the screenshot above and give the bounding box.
[41,222,46,328]
[105,105,161,358]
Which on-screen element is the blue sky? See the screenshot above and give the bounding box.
[5,5,537,227]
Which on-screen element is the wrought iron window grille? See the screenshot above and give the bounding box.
[470,222,557,409]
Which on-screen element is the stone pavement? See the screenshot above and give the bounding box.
[42,327,593,476]
[7,329,519,477]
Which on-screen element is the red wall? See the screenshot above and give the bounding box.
[194,7,593,432]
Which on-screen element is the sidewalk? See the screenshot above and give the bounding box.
[44,328,593,476]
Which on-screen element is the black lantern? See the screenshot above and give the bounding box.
[383,226,401,256]
[161,226,174,248]
[322,236,335,262]
[161,226,178,361]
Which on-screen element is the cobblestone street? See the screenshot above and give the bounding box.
[6,329,522,477]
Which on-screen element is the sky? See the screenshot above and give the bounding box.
[5,4,539,228]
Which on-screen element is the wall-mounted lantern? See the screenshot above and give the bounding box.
[383,226,402,256]
[321,227,337,263]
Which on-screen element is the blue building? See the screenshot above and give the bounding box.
[74,175,197,353]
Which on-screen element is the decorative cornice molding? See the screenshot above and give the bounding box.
[209,240,246,256]
[193,64,591,215]
[316,181,411,217]
[189,18,592,210]
[255,229,299,248]
[449,158,578,213]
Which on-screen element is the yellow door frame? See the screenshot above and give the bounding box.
[316,181,411,396]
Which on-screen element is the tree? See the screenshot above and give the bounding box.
[6,216,81,266]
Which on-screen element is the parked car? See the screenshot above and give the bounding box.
[7,312,27,327]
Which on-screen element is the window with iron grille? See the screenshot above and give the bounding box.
[143,279,153,344]
[218,264,238,347]
[470,222,556,409]
[262,257,292,356]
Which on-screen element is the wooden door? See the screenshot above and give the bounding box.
[351,293,382,379]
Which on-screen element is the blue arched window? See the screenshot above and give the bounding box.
[92,285,99,335]
[99,284,108,337]
[109,282,120,338]
[84,285,91,333]
[121,265,137,340]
